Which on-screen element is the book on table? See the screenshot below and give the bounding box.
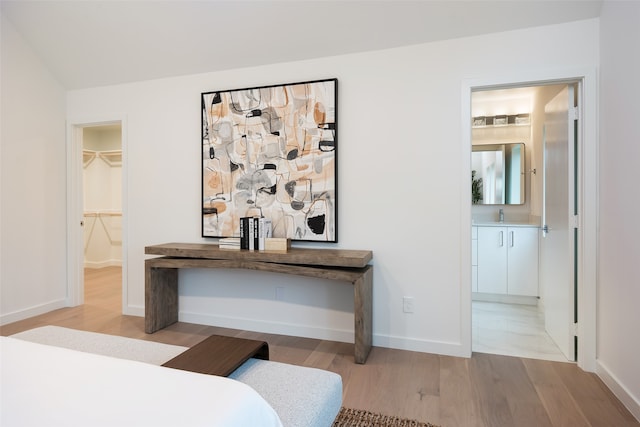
[239,216,273,251]
[218,237,240,250]
[258,218,272,251]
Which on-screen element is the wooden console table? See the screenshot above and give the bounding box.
[145,243,373,364]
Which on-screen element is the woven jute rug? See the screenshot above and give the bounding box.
[332,407,439,427]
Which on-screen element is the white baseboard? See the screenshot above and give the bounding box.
[179,311,355,343]
[596,360,640,422]
[373,334,467,358]
[123,306,354,342]
[84,259,122,269]
[135,308,466,357]
[0,299,67,326]
[123,305,144,317]
[472,292,539,306]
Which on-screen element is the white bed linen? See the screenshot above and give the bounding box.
[0,336,283,427]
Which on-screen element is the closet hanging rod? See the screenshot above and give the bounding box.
[84,210,122,217]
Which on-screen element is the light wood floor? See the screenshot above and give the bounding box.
[2,267,638,427]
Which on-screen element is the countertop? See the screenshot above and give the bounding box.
[472,221,540,228]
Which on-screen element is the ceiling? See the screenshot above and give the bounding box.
[1,1,603,90]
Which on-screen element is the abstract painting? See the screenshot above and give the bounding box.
[202,78,337,242]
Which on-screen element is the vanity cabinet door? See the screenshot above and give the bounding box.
[477,226,508,294]
[507,227,539,296]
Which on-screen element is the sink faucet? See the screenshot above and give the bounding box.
[499,208,504,223]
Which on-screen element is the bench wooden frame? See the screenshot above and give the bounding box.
[162,334,269,376]
[145,243,373,364]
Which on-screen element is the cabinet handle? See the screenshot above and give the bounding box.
[499,231,504,247]
[510,231,514,247]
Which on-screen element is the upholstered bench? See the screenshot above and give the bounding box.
[10,326,342,427]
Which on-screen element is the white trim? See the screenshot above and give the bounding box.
[575,70,598,373]
[596,360,640,422]
[179,310,467,357]
[472,292,538,306]
[373,334,467,358]
[460,84,473,358]
[125,304,144,317]
[119,117,129,315]
[461,67,598,372]
[180,311,356,344]
[0,299,67,325]
[66,124,84,306]
[66,115,128,312]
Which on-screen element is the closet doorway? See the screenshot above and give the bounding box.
[66,118,126,310]
[82,125,123,304]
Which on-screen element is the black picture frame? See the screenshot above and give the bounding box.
[202,78,338,242]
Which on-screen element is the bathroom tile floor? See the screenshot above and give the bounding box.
[472,301,570,362]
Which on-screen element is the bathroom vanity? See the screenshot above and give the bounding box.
[472,222,539,297]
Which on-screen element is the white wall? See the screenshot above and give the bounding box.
[597,1,640,419]
[66,19,599,357]
[0,13,67,324]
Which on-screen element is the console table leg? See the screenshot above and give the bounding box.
[145,262,179,334]
[353,266,373,364]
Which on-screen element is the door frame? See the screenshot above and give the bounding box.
[66,115,128,312]
[460,68,597,372]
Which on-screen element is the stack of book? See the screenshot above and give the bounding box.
[239,217,272,251]
[218,237,241,250]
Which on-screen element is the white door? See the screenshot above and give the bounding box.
[541,85,576,361]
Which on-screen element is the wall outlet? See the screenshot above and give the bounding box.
[403,296,414,313]
[275,287,285,301]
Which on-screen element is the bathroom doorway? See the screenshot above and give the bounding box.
[470,82,578,362]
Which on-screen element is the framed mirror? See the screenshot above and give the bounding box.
[472,142,525,205]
